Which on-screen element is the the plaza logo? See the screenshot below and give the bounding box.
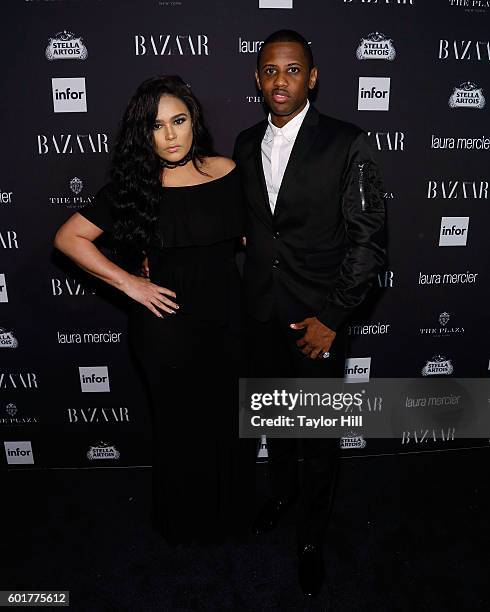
[259,0,293,7]
[0,328,18,348]
[134,34,210,55]
[419,312,465,337]
[0,189,13,205]
[1,403,39,426]
[87,441,120,460]
[348,322,390,335]
[49,177,93,209]
[427,180,488,199]
[0,231,18,249]
[37,133,109,155]
[421,355,454,376]
[356,32,396,60]
[343,0,413,4]
[344,357,371,383]
[368,131,404,151]
[430,134,490,150]
[418,270,478,285]
[0,372,38,390]
[449,82,485,109]
[0,274,8,303]
[79,366,110,393]
[45,31,88,60]
[51,276,96,296]
[448,0,489,12]
[439,40,490,61]
[57,330,122,344]
[439,216,469,246]
[52,77,87,113]
[245,95,264,103]
[67,406,129,424]
[4,441,34,465]
[358,77,391,111]
[340,431,366,449]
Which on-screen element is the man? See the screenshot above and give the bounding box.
[233,30,386,597]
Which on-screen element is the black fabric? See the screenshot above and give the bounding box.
[233,105,387,332]
[82,169,254,545]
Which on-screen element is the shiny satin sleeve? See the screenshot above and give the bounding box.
[317,131,387,331]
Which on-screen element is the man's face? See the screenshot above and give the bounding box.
[255,41,317,126]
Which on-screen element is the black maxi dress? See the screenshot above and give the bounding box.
[79,167,255,545]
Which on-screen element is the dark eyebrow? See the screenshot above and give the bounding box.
[155,112,188,122]
[261,62,304,69]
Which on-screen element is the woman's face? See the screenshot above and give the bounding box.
[152,94,193,162]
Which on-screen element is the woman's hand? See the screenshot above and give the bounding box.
[122,275,179,317]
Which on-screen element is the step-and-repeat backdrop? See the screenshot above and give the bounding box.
[2,0,489,468]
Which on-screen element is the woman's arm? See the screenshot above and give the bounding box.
[54,213,179,317]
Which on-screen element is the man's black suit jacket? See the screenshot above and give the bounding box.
[233,104,387,332]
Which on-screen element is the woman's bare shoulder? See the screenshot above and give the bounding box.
[202,156,236,178]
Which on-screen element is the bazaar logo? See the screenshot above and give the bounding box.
[449,82,485,109]
[87,442,120,460]
[45,31,88,61]
[421,356,454,376]
[0,328,18,348]
[356,32,396,60]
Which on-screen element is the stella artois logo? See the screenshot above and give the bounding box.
[422,355,454,376]
[87,442,120,460]
[340,431,366,449]
[46,31,88,61]
[356,32,396,61]
[449,82,485,109]
[0,328,18,348]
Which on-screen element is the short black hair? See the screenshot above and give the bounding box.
[257,29,314,71]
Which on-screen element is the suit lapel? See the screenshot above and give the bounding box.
[274,105,320,214]
[250,122,274,227]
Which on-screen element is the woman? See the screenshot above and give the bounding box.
[54,75,254,546]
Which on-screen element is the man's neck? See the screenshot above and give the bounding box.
[270,100,308,128]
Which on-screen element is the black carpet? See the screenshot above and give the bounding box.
[3,448,489,611]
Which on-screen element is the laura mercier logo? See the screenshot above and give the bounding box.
[358,77,391,111]
[449,82,485,109]
[356,32,396,60]
[439,216,469,246]
[45,31,88,60]
[430,134,490,150]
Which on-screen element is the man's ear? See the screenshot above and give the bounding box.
[255,70,261,91]
[308,66,318,90]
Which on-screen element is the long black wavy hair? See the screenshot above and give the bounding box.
[110,75,215,253]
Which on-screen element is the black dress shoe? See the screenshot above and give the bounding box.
[297,543,324,598]
[252,497,296,535]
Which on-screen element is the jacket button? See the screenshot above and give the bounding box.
[273,258,280,267]
[273,231,280,239]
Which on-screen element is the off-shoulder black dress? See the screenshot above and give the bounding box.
[80,167,255,545]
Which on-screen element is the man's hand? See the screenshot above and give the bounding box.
[290,317,336,360]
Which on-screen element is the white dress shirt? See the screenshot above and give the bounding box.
[261,99,310,214]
